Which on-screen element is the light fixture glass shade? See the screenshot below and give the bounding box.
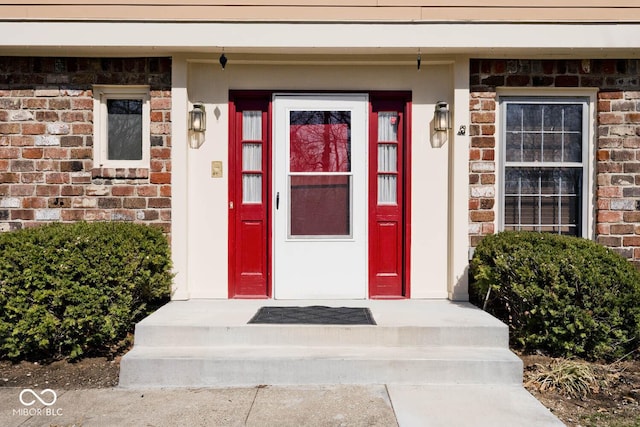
[189,104,206,132]
[434,101,451,132]
[431,130,448,148]
[189,131,205,149]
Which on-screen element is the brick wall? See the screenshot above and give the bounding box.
[469,91,496,248]
[470,59,640,267]
[596,90,640,266]
[0,57,172,233]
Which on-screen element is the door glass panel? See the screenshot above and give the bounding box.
[242,143,262,203]
[288,109,353,238]
[378,144,397,172]
[378,175,397,205]
[378,144,397,204]
[290,111,351,172]
[243,174,262,203]
[378,112,398,142]
[242,143,262,170]
[290,175,351,237]
[242,110,262,204]
[242,111,262,140]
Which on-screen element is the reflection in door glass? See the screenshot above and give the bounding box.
[290,111,351,172]
[289,110,352,238]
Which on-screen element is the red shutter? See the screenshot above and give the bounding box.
[228,92,271,298]
[369,93,411,298]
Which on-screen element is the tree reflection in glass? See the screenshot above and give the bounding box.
[289,110,352,237]
[107,99,143,161]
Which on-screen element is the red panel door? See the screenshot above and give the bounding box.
[228,92,271,297]
[369,93,411,298]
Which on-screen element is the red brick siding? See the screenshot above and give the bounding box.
[470,59,640,268]
[469,91,496,247]
[596,90,640,265]
[0,57,172,233]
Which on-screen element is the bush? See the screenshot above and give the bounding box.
[0,222,172,361]
[470,231,640,361]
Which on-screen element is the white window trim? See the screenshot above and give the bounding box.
[496,88,597,239]
[93,85,150,169]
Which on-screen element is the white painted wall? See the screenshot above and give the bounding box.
[176,59,454,299]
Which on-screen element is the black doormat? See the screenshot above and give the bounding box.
[248,306,376,325]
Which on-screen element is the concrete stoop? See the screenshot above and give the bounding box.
[118,300,564,425]
[119,300,523,388]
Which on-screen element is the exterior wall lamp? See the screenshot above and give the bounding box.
[431,101,451,148]
[189,103,206,149]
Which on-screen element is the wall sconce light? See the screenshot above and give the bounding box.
[434,101,451,132]
[431,101,451,148]
[189,103,206,149]
[189,103,206,132]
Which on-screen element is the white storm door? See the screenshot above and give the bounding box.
[273,94,368,299]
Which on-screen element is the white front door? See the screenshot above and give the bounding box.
[273,94,368,299]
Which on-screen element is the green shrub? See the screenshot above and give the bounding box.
[470,231,640,361]
[0,222,172,361]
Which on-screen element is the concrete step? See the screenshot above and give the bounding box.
[133,324,508,348]
[130,299,509,348]
[119,300,522,388]
[119,345,523,388]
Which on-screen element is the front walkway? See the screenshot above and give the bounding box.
[1,383,563,426]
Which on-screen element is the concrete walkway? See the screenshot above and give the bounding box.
[1,384,563,426]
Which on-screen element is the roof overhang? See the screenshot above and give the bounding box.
[1,21,639,58]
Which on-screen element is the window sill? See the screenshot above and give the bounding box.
[92,168,149,179]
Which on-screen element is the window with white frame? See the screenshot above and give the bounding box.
[93,86,150,168]
[500,97,589,237]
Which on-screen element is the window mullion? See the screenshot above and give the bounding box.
[520,110,524,162]
[518,173,522,230]
[537,170,542,232]
[558,173,563,234]
[561,108,566,162]
[541,105,545,163]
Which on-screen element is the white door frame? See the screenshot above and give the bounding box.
[272,93,369,299]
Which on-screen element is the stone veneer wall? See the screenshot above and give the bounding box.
[0,57,171,233]
[470,59,640,268]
